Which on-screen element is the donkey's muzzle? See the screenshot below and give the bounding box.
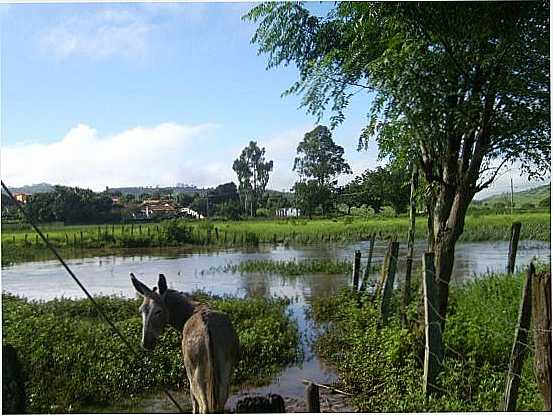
[141,338,156,351]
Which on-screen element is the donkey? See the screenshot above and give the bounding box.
[130,273,240,413]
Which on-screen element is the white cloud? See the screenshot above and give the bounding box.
[38,9,155,61]
[1,122,225,191]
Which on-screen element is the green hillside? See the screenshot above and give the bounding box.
[477,183,550,207]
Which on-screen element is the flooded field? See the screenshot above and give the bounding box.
[2,239,550,411]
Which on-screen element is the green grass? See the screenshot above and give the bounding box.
[310,268,547,412]
[202,258,352,276]
[1,212,550,265]
[2,292,300,413]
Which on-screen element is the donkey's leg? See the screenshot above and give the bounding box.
[189,367,210,413]
[190,391,198,414]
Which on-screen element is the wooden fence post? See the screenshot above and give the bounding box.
[401,164,418,326]
[502,262,534,411]
[380,241,399,324]
[532,269,551,411]
[507,222,522,274]
[360,234,376,292]
[423,252,443,396]
[305,382,320,413]
[352,250,361,290]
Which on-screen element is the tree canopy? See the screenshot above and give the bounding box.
[293,125,352,186]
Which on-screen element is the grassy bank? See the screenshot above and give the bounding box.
[2,292,300,413]
[1,212,550,265]
[310,269,547,412]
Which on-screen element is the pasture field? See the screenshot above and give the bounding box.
[310,267,548,412]
[1,212,550,265]
[2,292,300,413]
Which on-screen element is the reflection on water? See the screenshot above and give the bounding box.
[1,240,550,400]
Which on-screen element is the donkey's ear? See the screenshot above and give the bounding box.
[130,273,153,297]
[158,274,168,295]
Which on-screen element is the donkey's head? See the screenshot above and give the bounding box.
[130,273,169,351]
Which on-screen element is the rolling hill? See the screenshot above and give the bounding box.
[476,183,550,207]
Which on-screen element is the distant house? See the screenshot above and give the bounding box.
[14,193,30,204]
[140,199,177,218]
[275,207,300,217]
[179,207,204,219]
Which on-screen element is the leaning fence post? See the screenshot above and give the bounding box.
[380,241,399,324]
[352,250,361,290]
[532,269,551,410]
[360,234,376,292]
[423,252,443,396]
[305,382,320,413]
[507,222,522,274]
[502,262,534,411]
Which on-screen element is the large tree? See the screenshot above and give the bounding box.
[293,125,351,214]
[246,2,550,328]
[232,141,274,216]
[294,125,351,186]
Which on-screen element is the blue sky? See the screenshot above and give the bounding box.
[0,2,543,197]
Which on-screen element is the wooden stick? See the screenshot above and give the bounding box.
[502,262,534,411]
[507,222,522,274]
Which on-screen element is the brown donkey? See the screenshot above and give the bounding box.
[130,273,239,413]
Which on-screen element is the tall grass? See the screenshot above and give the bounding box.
[203,259,352,276]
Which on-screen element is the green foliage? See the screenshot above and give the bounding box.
[24,185,115,224]
[340,165,411,215]
[163,219,193,243]
[309,271,545,411]
[2,293,299,412]
[292,180,332,218]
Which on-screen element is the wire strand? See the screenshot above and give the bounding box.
[1,180,185,413]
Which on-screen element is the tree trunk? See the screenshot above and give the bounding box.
[432,187,473,332]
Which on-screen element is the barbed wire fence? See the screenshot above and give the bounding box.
[344,224,551,411]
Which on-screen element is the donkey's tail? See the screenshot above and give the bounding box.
[205,325,219,413]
